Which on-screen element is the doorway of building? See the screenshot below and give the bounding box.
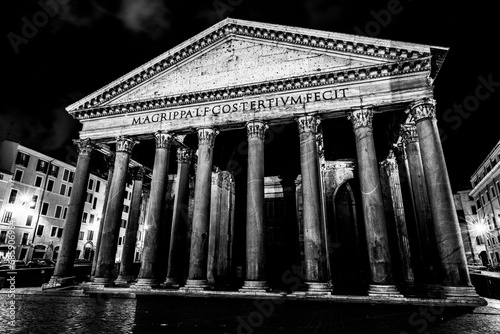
[330,180,369,295]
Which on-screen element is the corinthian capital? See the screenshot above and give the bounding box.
[73,138,94,157]
[154,131,172,149]
[198,128,218,147]
[347,107,373,130]
[246,121,268,140]
[296,115,320,134]
[400,123,419,144]
[116,136,137,154]
[407,98,436,122]
[176,147,193,164]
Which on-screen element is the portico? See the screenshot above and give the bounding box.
[54,18,482,303]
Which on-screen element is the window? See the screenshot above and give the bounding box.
[50,226,58,237]
[36,225,44,236]
[26,215,33,226]
[30,195,38,209]
[123,205,129,213]
[78,231,84,240]
[63,207,68,220]
[54,206,63,219]
[13,170,23,182]
[487,239,491,246]
[476,199,482,209]
[137,231,141,241]
[47,179,54,192]
[92,197,97,210]
[49,165,59,178]
[95,181,101,193]
[41,202,49,215]
[118,237,122,245]
[63,169,69,181]
[88,179,94,190]
[121,219,127,228]
[8,189,18,204]
[57,228,64,238]
[86,192,93,203]
[34,176,43,187]
[486,190,491,202]
[481,195,486,205]
[492,186,497,198]
[476,236,484,245]
[67,186,72,198]
[15,152,30,167]
[0,231,6,243]
[493,238,496,245]
[87,230,94,241]
[493,216,499,229]
[497,181,500,194]
[82,212,88,224]
[89,214,95,224]
[60,184,67,196]
[21,233,29,245]
[36,159,49,173]
[69,171,75,183]
[2,211,13,223]
[471,206,477,215]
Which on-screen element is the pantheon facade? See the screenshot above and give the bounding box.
[48,18,481,302]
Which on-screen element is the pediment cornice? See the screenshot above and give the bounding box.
[67,18,445,117]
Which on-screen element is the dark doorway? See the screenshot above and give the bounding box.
[330,180,369,295]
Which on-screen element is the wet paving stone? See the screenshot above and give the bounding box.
[1,294,499,333]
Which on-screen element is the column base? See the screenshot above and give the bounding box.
[90,277,115,288]
[304,282,331,294]
[162,277,183,288]
[368,284,404,298]
[42,275,76,290]
[115,275,136,285]
[130,278,159,290]
[441,286,482,301]
[239,280,269,293]
[179,279,211,291]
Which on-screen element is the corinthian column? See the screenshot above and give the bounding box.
[165,148,193,287]
[134,131,172,288]
[240,121,269,292]
[93,136,136,287]
[408,98,479,300]
[116,167,145,284]
[182,128,218,290]
[46,139,94,288]
[347,108,402,297]
[296,115,329,293]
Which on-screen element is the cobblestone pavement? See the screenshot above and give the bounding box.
[1,293,499,334]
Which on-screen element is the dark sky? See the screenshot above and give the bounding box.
[2,0,499,189]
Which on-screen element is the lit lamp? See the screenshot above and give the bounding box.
[470,218,492,266]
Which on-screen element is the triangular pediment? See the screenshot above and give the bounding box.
[67,18,447,116]
[108,37,388,106]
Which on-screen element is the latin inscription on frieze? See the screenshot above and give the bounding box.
[131,88,349,125]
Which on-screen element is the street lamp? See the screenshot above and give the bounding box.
[468,217,492,266]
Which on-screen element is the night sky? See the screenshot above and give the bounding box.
[2,0,499,189]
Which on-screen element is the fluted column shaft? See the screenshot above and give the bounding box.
[184,128,218,289]
[165,148,193,286]
[408,99,471,289]
[91,154,114,278]
[347,108,400,296]
[296,115,328,289]
[401,124,440,289]
[135,132,171,287]
[241,121,268,291]
[94,137,136,285]
[52,139,94,280]
[116,167,145,283]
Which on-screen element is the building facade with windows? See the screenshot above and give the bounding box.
[470,140,500,267]
[453,190,482,265]
[0,140,138,264]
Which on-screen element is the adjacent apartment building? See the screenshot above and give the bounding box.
[0,140,144,264]
[469,140,500,267]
